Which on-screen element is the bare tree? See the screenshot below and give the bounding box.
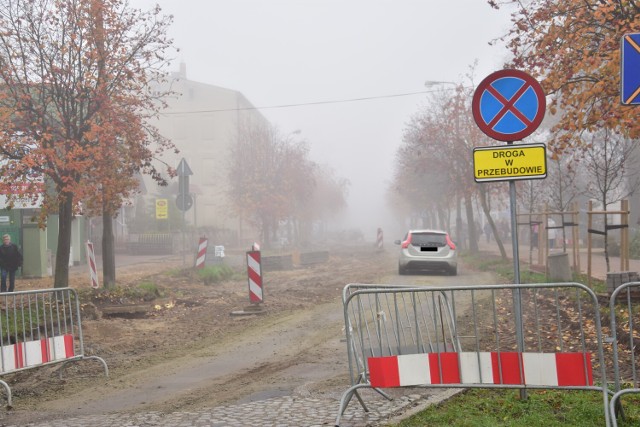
[391,95,460,239]
[392,78,514,255]
[580,129,640,272]
[542,153,580,252]
[296,164,349,244]
[228,119,339,248]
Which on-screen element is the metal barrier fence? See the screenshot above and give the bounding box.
[336,282,610,427]
[127,233,173,255]
[609,281,640,426]
[0,288,108,407]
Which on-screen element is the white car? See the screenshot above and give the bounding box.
[394,229,457,275]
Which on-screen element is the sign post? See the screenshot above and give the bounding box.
[176,158,193,266]
[472,69,547,400]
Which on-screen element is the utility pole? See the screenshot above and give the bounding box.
[176,158,193,266]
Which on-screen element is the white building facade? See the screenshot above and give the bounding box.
[146,64,268,244]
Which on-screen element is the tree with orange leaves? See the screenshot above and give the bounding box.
[491,0,640,148]
[232,121,304,247]
[0,0,175,287]
[492,0,640,269]
[228,118,347,248]
[392,81,502,254]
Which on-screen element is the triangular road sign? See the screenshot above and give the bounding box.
[176,158,193,176]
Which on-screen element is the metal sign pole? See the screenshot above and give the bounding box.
[508,142,525,400]
[176,158,193,267]
[472,70,546,403]
[182,192,186,267]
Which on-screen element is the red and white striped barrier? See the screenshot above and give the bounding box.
[376,228,383,250]
[0,288,108,407]
[246,250,263,303]
[0,335,75,373]
[86,241,99,289]
[368,351,593,388]
[195,237,208,269]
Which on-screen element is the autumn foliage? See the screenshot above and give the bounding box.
[0,0,175,286]
[392,83,499,252]
[228,119,348,247]
[493,1,640,151]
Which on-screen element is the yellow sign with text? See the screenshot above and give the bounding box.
[156,198,168,219]
[473,143,547,182]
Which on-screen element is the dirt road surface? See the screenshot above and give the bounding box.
[0,243,499,426]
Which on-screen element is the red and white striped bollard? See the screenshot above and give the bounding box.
[195,237,208,269]
[86,241,99,289]
[246,250,263,304]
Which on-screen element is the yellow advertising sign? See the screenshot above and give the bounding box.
[473,143,547,182]
[155,198,168,219]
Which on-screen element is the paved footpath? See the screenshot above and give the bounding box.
[478,239,640,282]
[7,388,459,427]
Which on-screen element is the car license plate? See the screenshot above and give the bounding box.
[420,247,437,252]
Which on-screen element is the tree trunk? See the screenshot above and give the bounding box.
[102,208,116,288]
[465,192,479,253]
[456,195,463,250]
[437,208,446,231]
[479,185,507,259]
[54,195,73,288]
[604,211,611,273]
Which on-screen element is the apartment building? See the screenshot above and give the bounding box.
[145,63,268,244]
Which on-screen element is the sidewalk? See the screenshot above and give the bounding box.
[477,239,640,282]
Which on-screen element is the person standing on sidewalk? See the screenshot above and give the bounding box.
[0,234,22,293]
[484,222,492,243]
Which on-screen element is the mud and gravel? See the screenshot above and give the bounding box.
[0,244,405,425]
[0,242,607,427]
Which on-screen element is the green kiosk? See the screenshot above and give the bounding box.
[0,208,48,278]
[0,189,89,279]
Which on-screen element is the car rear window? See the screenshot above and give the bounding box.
[411,232,446,247]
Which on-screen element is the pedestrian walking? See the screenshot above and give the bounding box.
[0,234,22,293]
[531,223,539,249]
[484,222,492,243]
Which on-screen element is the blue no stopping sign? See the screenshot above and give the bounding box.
[472,69,546,142]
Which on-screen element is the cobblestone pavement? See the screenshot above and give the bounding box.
[5,388,458,427]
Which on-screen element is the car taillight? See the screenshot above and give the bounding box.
[401,234,412,249]
[446,235,456,250]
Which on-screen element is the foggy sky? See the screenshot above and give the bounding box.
[131,0,514,240]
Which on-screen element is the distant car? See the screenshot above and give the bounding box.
[394,229,457,275]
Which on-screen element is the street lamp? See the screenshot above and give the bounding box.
[424,80,457,88]
[424,80,465,248]
[286,129,302,143]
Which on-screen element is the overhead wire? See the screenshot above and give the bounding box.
[159,87,457,115]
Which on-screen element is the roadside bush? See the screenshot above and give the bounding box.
[197,265,234,285]
[134,281,165,300]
